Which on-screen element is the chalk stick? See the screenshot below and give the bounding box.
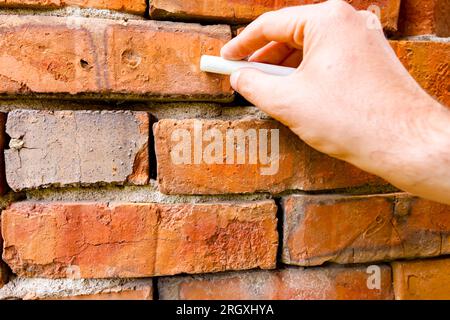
[200,55,296,76]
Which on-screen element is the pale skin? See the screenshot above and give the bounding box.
[220,0,450,205]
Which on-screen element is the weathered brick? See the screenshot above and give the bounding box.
[0,262,7,288]
[398,0,449,36]
[391,40,450,106]
[282,194,450,266]
[150,0,401,31]
[0,0,147,14]
[159,265,393,300]
[0,278,153,300]
[0,216,8,288]
[5,110,149,191]
[154,119,387,194]
[0,112,7,195]
[392,257,450,300]
[0,15,232,101]
[1,200,278,278]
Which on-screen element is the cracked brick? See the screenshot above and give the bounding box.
[392,257,450,299]
[0,15,232,101]
[1,200,278,278]
[390,40,450,106]
[398,0,449,36]
[159,265,394,300]
[282,193,450,266]
[5,110,149,191]
[0,215,9,288]
[154,118,388,194]
[150,0,401,32]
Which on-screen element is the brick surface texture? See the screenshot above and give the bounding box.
[5,110,150,190]
[47,289,153,300]
[150,0,401,31]
[0,278,153,299]
[391,40,450,106]
[0,217,8,288]
[0,112,7,195]
[398,0,450,36]
[0,263,7,288]
[0,0,147,14]
[45,284,154,300]
[1,201,278,278]
[159,265,394,300]
[392,257,450,300]
[0,0,448,301]
[154,118,387,194]
[282,194,450,266]
[0,15,232,101]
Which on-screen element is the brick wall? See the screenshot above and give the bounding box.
[0,0,449,300]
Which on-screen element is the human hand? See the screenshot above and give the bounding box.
[220,0,450,204]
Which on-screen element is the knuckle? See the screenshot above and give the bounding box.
[257,11,274,23]
[328,0,348,8]
[326,0,354,18]
[260,10,275,19]
[249,11,274,35]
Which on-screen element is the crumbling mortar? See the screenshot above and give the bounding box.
[0,276,153,300]
[0,7,145,21]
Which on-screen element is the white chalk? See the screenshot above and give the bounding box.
[200,55,296,76]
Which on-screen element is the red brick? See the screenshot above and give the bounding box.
[150,0,401,31]
[159,265,394,300]
[5,110,149,191]
[398,0,449,36]
[391,40,450,106]
[0,261,7,288]
[154,119,387,194]
[235,26,245,36]
[392,257,450,300]
[0,15,232,101]
[0,112,7,195]
[1,201,278,278]
[0,216,8,288]
[0,0,147,14]
[282,194,450,266]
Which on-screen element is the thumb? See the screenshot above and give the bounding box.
[230,68,288,109]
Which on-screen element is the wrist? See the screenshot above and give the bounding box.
[358,91,450,201]
[399,99,450,199]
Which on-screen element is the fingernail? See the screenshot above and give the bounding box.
[230,71,240,89]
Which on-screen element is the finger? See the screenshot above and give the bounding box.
[280,49,303,68]
[230,68,289,111]
[248,41,294,65]
[221,5,318,60]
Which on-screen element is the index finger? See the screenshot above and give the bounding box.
[220,5,317,60]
